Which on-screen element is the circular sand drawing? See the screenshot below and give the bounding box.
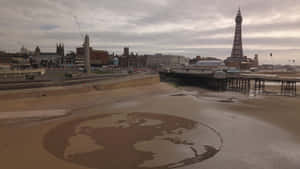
[44,113,222,169]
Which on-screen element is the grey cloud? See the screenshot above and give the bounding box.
[2,0,300,64]
[40,24,60,31]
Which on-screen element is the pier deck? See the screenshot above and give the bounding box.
[160,70,299,95]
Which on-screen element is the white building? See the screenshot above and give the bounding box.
[195,60,225,67]
[146,54,188,69]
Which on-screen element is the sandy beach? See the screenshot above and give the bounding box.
[0,81,300,169]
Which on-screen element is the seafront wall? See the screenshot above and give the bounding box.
[0,74,160,100]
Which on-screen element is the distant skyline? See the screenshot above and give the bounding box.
[1,0,300,64]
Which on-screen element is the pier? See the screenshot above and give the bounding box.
[160,69,299,96]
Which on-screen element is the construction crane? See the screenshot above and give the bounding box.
[73,15,84,41]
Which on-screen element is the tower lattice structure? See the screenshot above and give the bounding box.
[231,9,244,58]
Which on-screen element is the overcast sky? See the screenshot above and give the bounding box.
[1,0,300,64]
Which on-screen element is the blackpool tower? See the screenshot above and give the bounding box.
[231,9,244,58]
[225,9,258,69]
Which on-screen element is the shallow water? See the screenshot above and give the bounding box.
[0,109,68,119]
[106,89,300,169]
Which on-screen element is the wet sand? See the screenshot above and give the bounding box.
[44,112,220,169]
[0,82,300,169]
[0,109,68,119]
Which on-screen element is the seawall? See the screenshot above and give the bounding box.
[0,74,160,100]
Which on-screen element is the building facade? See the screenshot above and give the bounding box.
[76,35,110,72]
[189,56,221,65]
[146,54,188,69]
[90,50,110,66]
[33,43,64,67]
[76,48,110,67]
[119,47,147,68]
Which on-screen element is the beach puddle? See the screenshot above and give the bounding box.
[113,101,140,108]
[218,97,237,103]
[44,112,222,169]
[171,93,188,97]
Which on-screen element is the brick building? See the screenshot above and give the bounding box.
[76,47,110,66]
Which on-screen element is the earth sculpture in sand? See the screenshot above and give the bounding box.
[44,112,222,169]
